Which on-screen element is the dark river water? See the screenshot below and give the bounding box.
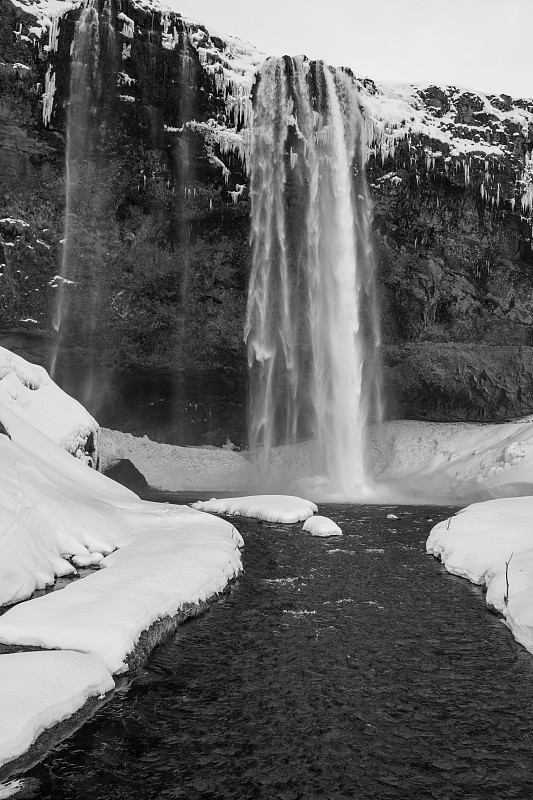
[26,503,533,800]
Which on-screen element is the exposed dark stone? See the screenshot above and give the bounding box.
[103,458,150,492]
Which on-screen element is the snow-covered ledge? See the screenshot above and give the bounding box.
[0,346,98,466]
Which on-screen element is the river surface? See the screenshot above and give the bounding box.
[27,503,533,799]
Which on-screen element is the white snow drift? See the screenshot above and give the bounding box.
[0,345,97,460]
[0,351,244,770]
[303,516,342,537]
[0,651,114,769]
[427,497,533,656]
[191,495,318,523]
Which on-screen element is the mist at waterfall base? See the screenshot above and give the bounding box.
[246,57,381,501]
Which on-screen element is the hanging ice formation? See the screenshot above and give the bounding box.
[51,0,115,382]
[246,56,381,496]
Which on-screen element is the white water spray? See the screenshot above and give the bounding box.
[246,57,381,497]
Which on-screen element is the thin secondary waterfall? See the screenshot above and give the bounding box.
[246,56,381,497]
[51,0,115,386]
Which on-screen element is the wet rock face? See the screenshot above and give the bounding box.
[0,0,532,426]
[384,344,533,421]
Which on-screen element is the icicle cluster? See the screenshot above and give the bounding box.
[42,64,56,126]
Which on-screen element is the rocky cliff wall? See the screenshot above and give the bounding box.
[1,0,532,436]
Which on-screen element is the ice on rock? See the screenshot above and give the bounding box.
[302,516,342,537]
[191,495,318,523]
[0,651,114,769]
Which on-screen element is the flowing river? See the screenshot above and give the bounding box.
[27,503,533,799]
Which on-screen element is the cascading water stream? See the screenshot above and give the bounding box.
[246,57,381,498]
[50,0,115,393]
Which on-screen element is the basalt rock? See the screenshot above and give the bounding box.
[0,0,532,430]
[103,457,150,493]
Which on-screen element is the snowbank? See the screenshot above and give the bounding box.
[0,651,113,769]
[0,403,243,670]
[191,495,318,523]
[371,418,533,503]
[0,347,244,770]
[427,497,533,655]
[302,516,342,537]
[0,346,97,462]
[100,417,533,503]
[99,428,250,491]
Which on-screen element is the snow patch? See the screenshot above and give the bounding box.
[427,496,533,655]
[0,346,98,461]
[191,495,318,523]
[0,650,113,769]
[302,516,342,537]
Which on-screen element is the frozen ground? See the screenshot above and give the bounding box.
[100,417,533,503]
[100,428,250,491]
[0,354,243,772]
[371,418,533,503]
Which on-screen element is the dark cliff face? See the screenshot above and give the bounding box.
[0,0,252,381]
[1,0,532,432]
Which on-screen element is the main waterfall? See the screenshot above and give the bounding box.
[246,57,381,497]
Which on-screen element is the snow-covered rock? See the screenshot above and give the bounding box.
[302,516,342,537]
[0,346,98,463]
[0,651,114,769]
[191,495,318,523]
[427,496,533,655]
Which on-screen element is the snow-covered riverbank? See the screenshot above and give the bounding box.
[0,351,243,775]
[427,497,533,656]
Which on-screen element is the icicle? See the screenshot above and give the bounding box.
[44,15,60,53]
[42,65,56,126]
[117,13,134,38]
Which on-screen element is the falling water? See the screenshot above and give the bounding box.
[50,0,115,389]
[246,57,381,497]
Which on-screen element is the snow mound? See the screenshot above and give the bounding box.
[302,516,342,537]
[0,651,113,769]
[427,496,533,655]
[0,346,97,462]
[99,428,250,491]
[191,495,318,523]
[0,403,243,671]
[371,418,533,503]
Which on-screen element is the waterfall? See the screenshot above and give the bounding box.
[51,0,115,395]
[246,57,381,497]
